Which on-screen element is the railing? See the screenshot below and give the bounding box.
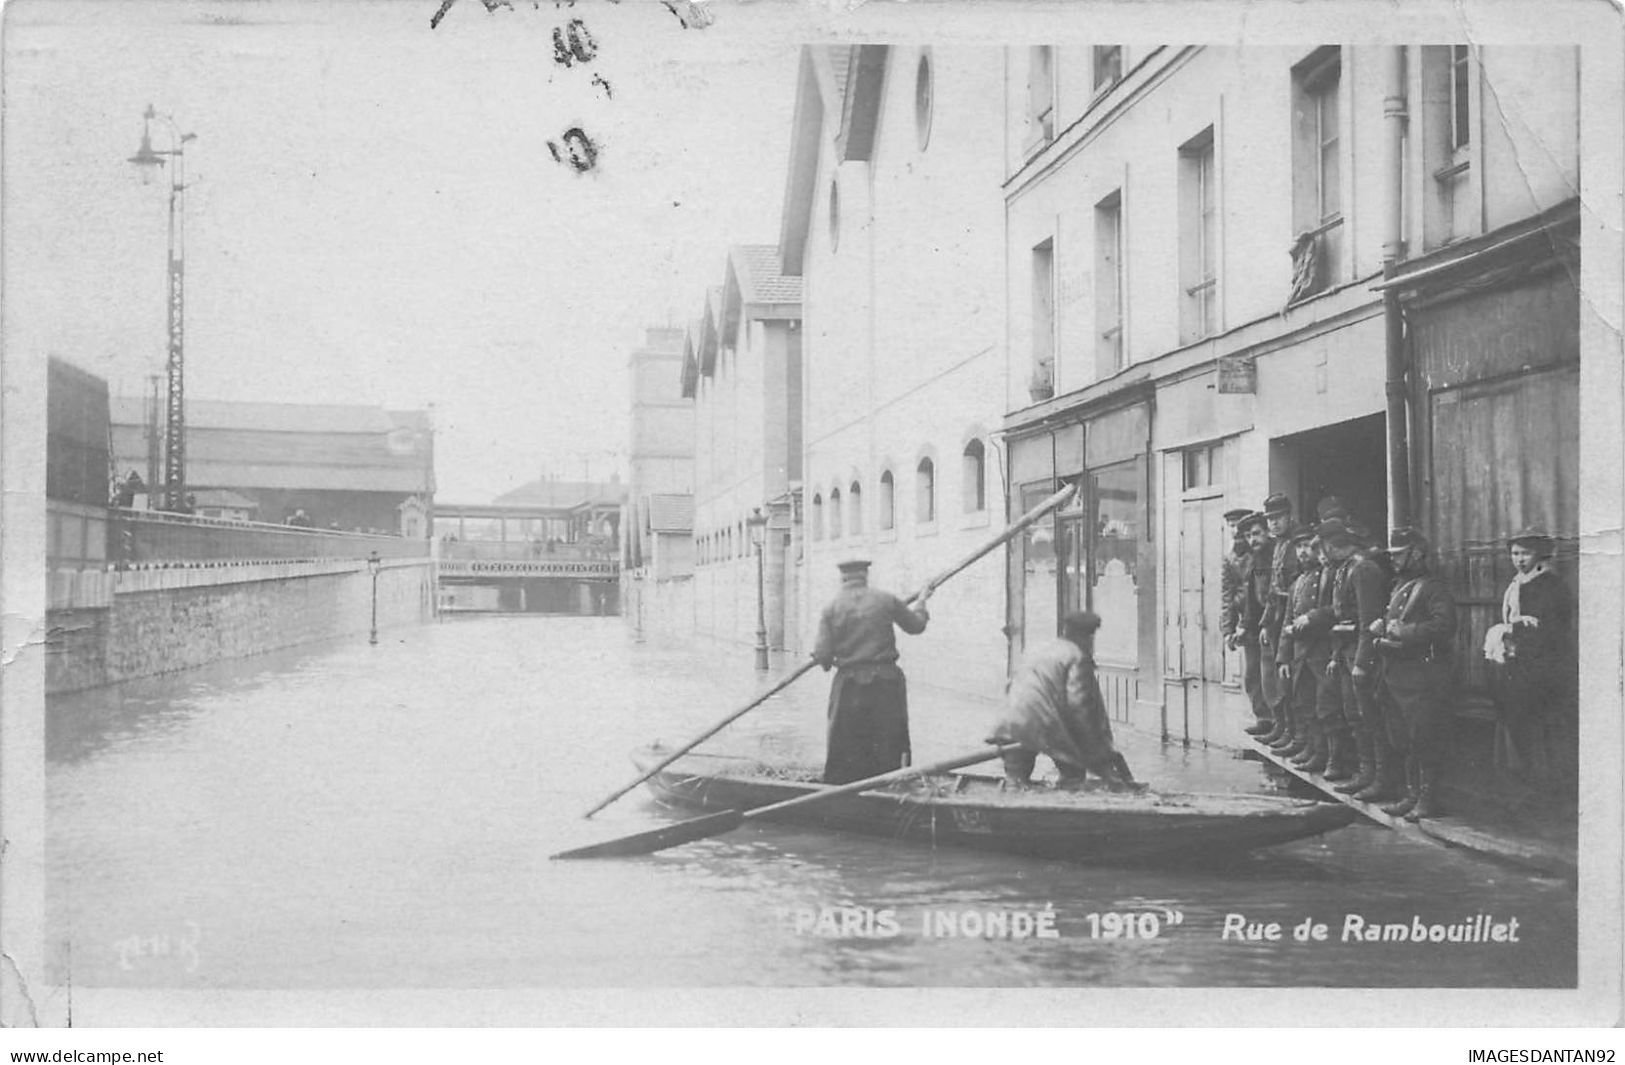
[110,508,428,567]
[439,539,616,563]
[437,557,618,579]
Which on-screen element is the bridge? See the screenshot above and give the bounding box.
[433,502,621,614]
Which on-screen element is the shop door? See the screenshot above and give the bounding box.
[1428,365,1579,698]
[1175,494,1226,744]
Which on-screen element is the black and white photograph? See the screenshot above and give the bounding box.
[2,0,1622,1042]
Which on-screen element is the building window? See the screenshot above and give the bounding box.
[811,493,823,541]
[828,487,843,540]
[916,458,936,524]
[1181,441,1224,491]
[1450,44,1471,151]
[962,440,987,513]
[1289,47,1343,302]
[880,470,895,530]
[1179,126,1218,343]
[1031,238,1056,396]
[829,178,841,253]
[1094,189,1125,377]
[849,481,864,535]
[1424,44,1478,249]
[915,54,933,150]
[1092,45,1122,92]
[1026,46,1055,149]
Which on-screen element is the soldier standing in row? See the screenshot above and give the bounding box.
[1255,494,1300,742]
[1322,519,1395,801]
[1231,512,1275,738]
[1218,507,1254,654]
[1274,528,1335,772]
[1372,527,1458,821]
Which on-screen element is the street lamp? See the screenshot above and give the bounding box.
[747,507,769,671]
[127,105,196,513]
[367,551,382,646]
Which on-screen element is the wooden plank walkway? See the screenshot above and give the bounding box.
[1247,741,1577,879]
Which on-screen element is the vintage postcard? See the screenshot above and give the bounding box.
[1,0,1621,1041]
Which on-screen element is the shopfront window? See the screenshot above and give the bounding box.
[1087,459,1142,667]
[1019,482,1060,648]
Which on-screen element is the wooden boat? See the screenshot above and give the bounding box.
[632,745,1360,865]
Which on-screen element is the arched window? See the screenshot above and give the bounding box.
[849,481,864,535]
[962,439,987,513]
[915,53,934,150]
[916,458,936,524]
[811,493,824,541]
[829,488,843,540]
[879,470,896,530]
[829,178,841,253]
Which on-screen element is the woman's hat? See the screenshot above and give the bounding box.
[1507,526,1555,551]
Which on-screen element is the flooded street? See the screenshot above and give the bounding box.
[47,616,1576,989]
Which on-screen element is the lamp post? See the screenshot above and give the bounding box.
[747,507,769,671]
[127,105,196,513]
[367,551,382,646]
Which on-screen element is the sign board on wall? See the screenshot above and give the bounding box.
[1217,355,1256,394]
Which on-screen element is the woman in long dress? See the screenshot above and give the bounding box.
[1483,528,1575,798]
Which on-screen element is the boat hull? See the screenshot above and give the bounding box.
[632,747,1358,865]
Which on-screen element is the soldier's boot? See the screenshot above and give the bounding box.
[1355,740,1401,803]
[1293,719,1329,773]
[1323,729,1357,783]
[1335,725,1376,794]
[1381,758,1419,818]
[1405,764,1445,821]
[1244,716,1275,738]
[1265,702,1296,749]
[1279,705,1312,758]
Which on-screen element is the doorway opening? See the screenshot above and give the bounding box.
[1271,413,1388,535]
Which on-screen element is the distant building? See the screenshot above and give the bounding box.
[109,398,436,535]
[486,475,625,548]
[47,357,113,608]
[623,326,696,637]
[188,488,259,522]
[686,247,803,651]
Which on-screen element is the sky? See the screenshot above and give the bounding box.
[4,0,800,501]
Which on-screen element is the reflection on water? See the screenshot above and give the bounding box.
[47,616,1576,988]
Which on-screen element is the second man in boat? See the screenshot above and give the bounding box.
[989,610,1137,791]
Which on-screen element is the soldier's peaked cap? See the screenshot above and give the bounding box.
[1290,526,1317,544]
[1262,493,1293,516]
[1236,511,1268,533]
[1222,506,1253,523]
[836,558,872,575]
[1388,526,1428,552]
[1316,517,1356,545]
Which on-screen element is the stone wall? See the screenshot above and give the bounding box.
[45,559,434,694]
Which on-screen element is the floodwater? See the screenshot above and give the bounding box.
[47,615,1576,989]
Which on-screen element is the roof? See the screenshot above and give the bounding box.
[729,245,803,306]
[494,478,627,508]
[645,493,694,533]
[108,397,435,495]
[110,396,414,435]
